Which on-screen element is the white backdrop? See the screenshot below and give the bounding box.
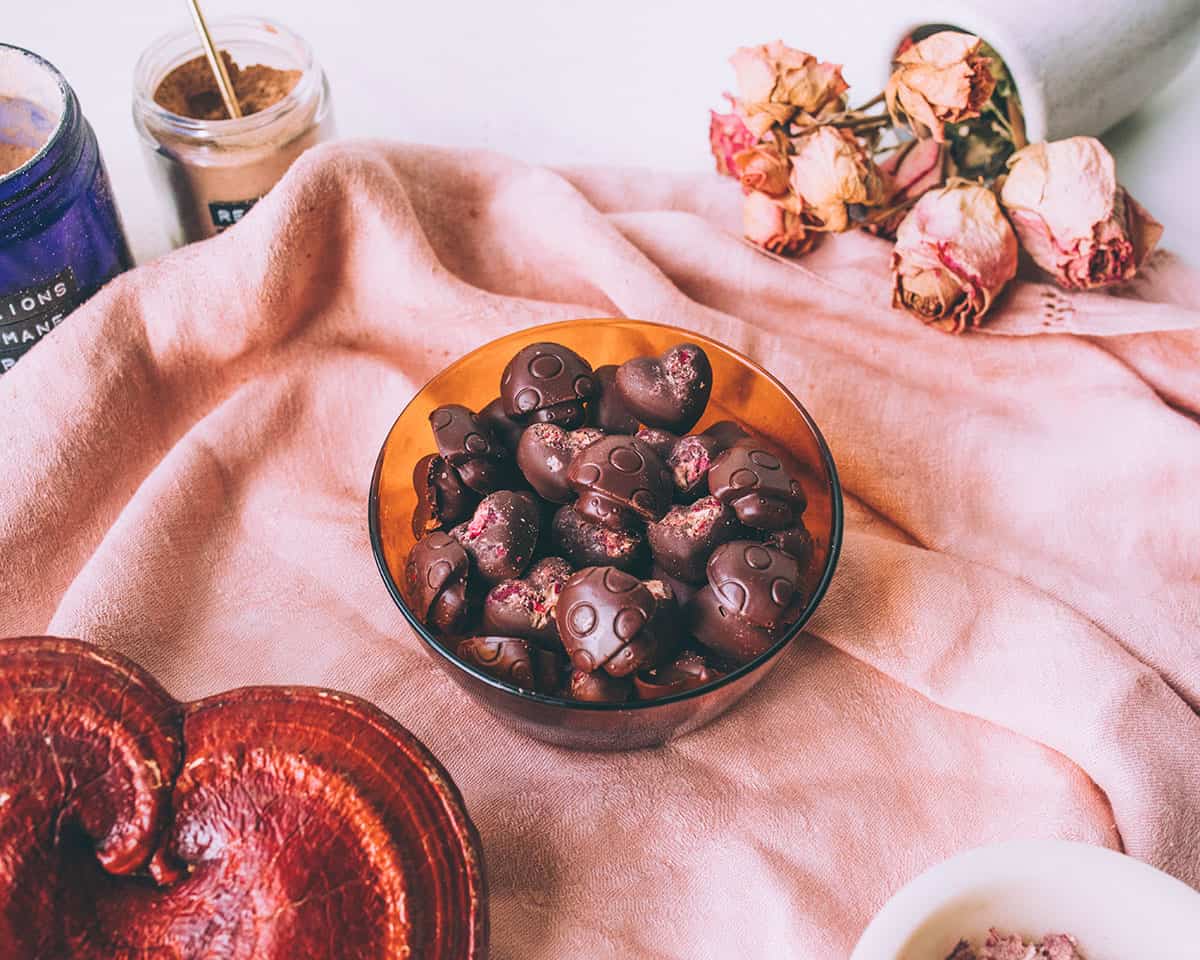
[7,0,1199,264]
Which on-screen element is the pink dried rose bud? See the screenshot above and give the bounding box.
[743,190,815,256]
[885,32,996,142]
[867,137,945,238]
[789,126,884,232]
[709,96,757,177]
[729,40,848,137]
[734,142,791,198]
[1000,136,1163,290]
[891,182,1018,333]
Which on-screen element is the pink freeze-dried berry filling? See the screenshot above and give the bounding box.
[659,496,723,538]
[669,437,712,489]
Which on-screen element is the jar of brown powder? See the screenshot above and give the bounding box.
[132,17,333,246]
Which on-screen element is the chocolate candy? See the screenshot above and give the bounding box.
[567,435,673,530]
[568,668,633,703]
[667,434,721,501]
[451,490,541,583]
[429,403,509,494]
[635,427,679,461]
[500,342,596,427]
[478,396,525,456]
[589,364,641,434]
[482,557,572,646]
[702,419,750,450]
[647,496,742,584]
[516,423,604,503]
[687,586,778,665]
[634,650,723,700]
[404,531,471,633]
[649,563,699,607]
[642,578,683,663]
[706,541,800,629]
[555,566,661,677]
[616,343,713,433]
[708,440,806,530]
[766,524,814,569]
[552,505,645,573]
[412,453,478,538]
[457,636,557,690]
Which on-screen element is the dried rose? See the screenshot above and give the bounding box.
[885,32,996,142]
[891,182,1017,333]
[867,137,945,238]
[743,190,815,256]
[709,97,757,177]
[734,142,791,198]
[999,137,1163,290]
[789,127,884,232]
[729,40,848,137]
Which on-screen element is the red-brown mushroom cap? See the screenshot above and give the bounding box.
[0,637,487,960]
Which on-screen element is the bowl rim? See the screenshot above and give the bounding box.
[367,317,844,712]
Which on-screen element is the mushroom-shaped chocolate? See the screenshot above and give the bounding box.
[707,440,806,530]
[516,423,604,503]
[0,637,485,960]
[500,341,596,428]
[552,505,646,573]
[555,566,662,677]
[451,490,541,584]
[567,435,673,531]
[404,531,472,632]
[429,403,509,494]
[478,396,525,456]
[647,496,742,583]
[482,557,572,646]
[687,585,779,665]
[588,364,640,434]
[615,343,713,433]
[568,668,633,703]
[457,635,561,691]
[412,452,479,538]
[706,540,801,629]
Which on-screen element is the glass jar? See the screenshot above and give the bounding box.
[0,44,132,375]
[132,17,334,247]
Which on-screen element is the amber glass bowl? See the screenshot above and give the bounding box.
[368,319,843,750]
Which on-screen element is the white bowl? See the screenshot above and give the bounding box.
[851,840,1200,960]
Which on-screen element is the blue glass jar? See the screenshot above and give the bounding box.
[0,44,131,374]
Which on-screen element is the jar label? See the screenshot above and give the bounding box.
[0,268,80,374]
[209,198,261,232]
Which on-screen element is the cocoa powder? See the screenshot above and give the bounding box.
[0,141,37,175]
[153,50,299,120]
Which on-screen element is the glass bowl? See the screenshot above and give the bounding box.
[368,318,843,750]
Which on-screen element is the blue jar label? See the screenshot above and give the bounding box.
[0,268,80,373]
[209,198,260,232]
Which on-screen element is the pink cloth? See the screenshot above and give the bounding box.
[2,141,1198,958]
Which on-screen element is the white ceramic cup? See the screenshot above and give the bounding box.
[883,0,1200,142]
[851,839,1200,960]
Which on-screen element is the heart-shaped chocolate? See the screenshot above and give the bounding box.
[451,490,541,584]
[516,423,604,503]
[481,557,573,646]
[647,496,742,584]
[0,637,486,959]
[615,343,712,433]
[587,364,640,434]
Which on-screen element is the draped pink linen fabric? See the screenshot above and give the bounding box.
[1,141,1198,958]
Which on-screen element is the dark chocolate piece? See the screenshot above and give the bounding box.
[687,585,779,665]
[411,452,478,538]
[702,419,750,450]
[404,531,471,633]
[642,578,683,664]
[478,396,525,456]
[567,668,633,703]
[634,650,723,700]
[555,566,660,677]
[708,440,806,530]
[516,423,604,503]
[429,403,510,494]
[668,434,722,501]
[482,557,572,646]
[457,636,538,689]
[635,427,680,461]
[647,496,742,583]
[567,435,673,530]
[552,505,645,573]
[615,343,713,433]
[649,563,699,607]
[500,341,596,428]
[706,540,800,629]
[765,523,814,569]
[451,490,541,583]
[588,364,641,434]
